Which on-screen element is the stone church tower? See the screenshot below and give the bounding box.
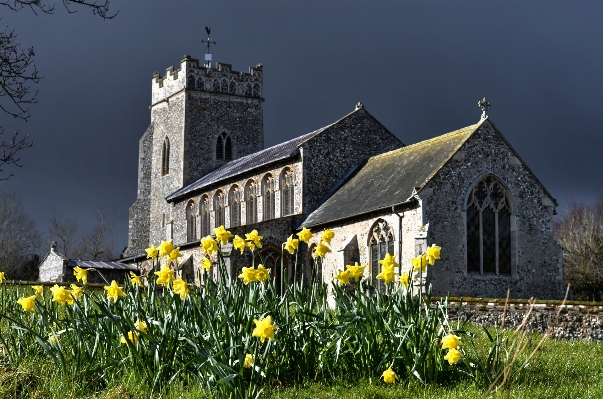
[125,56,264,256]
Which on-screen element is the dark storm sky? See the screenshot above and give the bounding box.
[3,1,602,254]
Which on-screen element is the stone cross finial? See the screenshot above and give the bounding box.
[478,97,491,120]
[355,102,364,110]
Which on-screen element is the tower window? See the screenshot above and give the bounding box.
[466,175,512,275]
[216,132,234,161]
[161,137,170,176]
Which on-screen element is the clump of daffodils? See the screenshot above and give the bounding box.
[442,333,463,365]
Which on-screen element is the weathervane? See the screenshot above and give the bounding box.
[478,97,491,121]
[202,26,216,68]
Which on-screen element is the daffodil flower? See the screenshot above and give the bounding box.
[314,242,331,258]
[255,264,270,282]
[17,295,36,311]
[441,334,461,350]
[145,244,159,260]
[444,347,463,364]
[345,262,366,281]
[252,315,278,342]
[333,269,352,285]
[426,243,441,265]
[167,247,182,262]
[159,240,176,258]
[376,264,396,284]
[214,225,233,245]
[321,229,335,245]
[284,235,299,254]
[73,266,89,285]
[201,236,219,255]
[411,254,428,273]
[32,285,43,295]
[233,235,246,254]
[50,284,71,305]
[130,271,142,286]
[296,227,312,243]
[154,264,175,286]
[238,267,256,285]
[0,271,5,282]
[244,353,254,368]
[379,253,399,269]
[201,257,213,272]
[382,367,398,383]
[104,280,126,303]
[245,230,263,249]
[172,277,189,300]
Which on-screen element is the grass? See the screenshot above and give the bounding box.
[1,335,602,398]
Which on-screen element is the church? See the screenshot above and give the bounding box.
[121,54,566,300]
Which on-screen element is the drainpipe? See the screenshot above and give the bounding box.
[392,205,404,270]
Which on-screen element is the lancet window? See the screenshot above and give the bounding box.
[214,190,226,228]
[466,175,512,275]
[216,132,233,162]
[186,200,197,242]
[245,180,258,225]
[161,137,170,176]
[229,185,242,228]
[263,174,276,220]
[200,195,211,237]
[281,168,295,216]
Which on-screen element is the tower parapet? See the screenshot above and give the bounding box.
[151,55,263,105]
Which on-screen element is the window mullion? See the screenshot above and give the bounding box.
[495,209,499,275]
[479,209,483,274]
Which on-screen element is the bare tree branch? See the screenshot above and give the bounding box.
[0,127,33,180]
[48,208,79,258]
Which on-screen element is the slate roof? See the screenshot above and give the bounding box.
[66,259,138,271]
[301,122,482,228]
[167,127,329,202]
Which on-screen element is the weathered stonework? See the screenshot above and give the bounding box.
[38,249,67,282]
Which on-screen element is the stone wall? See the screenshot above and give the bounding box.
[421,120,565,299]
[445,298,603,341]
[38,251,66,282]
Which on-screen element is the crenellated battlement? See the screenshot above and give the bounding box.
[151,55,263,105]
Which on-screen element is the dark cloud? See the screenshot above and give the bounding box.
[3,1,601,253]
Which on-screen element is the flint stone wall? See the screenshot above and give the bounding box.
[445,298,603,341]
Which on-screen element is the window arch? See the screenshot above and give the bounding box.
[466,175,512,275]
[215,132,233,162]
[369,220,395,292]
[245,180,258,225]
[214,190,226,228]
[229,185,242,228]
[186,200,197,242]
[200,195,211,237]
[281,168,295,216]
[261,246,290,293]
[161,137,170,176]
[263,174,276,220]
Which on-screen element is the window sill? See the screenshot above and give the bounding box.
[465,272,517,280]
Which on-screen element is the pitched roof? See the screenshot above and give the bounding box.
[167,127,329,202]
[301,122,482,228]
[66,259,138,271]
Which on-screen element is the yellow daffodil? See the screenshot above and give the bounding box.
[255,264,270,282]
[284,235,299,254]
[73,266,89,285]
[201,257,213,273]
[50,284,71,305]
[0,271,4,282]
[167,247,182,262]
[345,262,366,281]
[321,229,335,245]
[32,285,43,295]
[252,315,278,342]
[145,244,159,260]
[214,225,233,245]
[135,319,148,334]
[244,353,254,368]
[426,244,441,265]
[376,264,396,284]
[238,267,256,285]
[104,280,126,303]
[172,277,189,300]
[130,271,142,286]
[378,253,399,269]
[154,264,175,286]
[444,348,463,365]
[296,227,312,243]
[49,333,58,344]
[233,235,246,254]
[70,284,83,301]
[314,242,331,258]
[201,236,219,255]
[159,240,176,258]
[401,272,410,288]
[121,331,138,345]
[245,230,263,249]
[333,269,352,285]
[382,367,398,383]
[411,254,428,273]
[17,295,36,311]
[441,334,461,350]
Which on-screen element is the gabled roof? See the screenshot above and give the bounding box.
[167,127,328,202]
[66,259,138,271]
[301,122,482,228]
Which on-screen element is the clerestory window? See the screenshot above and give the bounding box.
[245,180,258,225]
[281,168,295,216]
[466,175,512,275]
[229,185,242,228]
[200,195,211,237]
[263,174,276,220]
[186,200,197,242]
[214,190,226,228]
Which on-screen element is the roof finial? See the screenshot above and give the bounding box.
[478,97,491,121]
[202,26,217,68]
[355,102,364,110]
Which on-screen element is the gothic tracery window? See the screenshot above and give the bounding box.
[229,185,242,228]
[281,168,295,216]
[466,175,512,275]
[369,220,395,292]
[215,132,233,162]
[263,174,276,220]
[186,200,197,242]
[161,137,170,176]
[245,180,258,225]
[200,195,211,237]
[214,190,226,228]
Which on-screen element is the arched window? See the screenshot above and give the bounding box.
[200,195,211,237]
[261,246,289,292]
[186,200,197,242]
[308,243,323,284]
[245,180,258,225]
[214,190,226,228]
[466,175,512,275]
[263,174,276,220]
[161,137,170,176]
[369,220,395,292]
[229,185,242,228]
[281,168,295,216]
[216,132,233,161]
